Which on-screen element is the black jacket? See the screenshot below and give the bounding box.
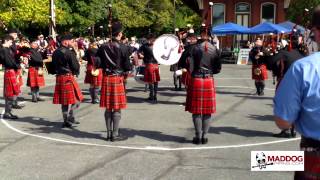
[0,47,20,69]
[52,46,80,75]
[138,43,157,64]
[97,40,131,74]
[28,49,43,68]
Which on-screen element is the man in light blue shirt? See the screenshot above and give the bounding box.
[274,6,320,179]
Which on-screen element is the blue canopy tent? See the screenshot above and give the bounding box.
[277,21,307,34]
[211,22,250,35]
[247,22,291,34]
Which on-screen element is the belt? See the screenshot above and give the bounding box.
[104,72,122,76]
[301,136,320,151]
[192,74,213,78]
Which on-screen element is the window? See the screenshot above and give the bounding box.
[261,3,276,23]
[212,3,225,26]
[236,3,250,14]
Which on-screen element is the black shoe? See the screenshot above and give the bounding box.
[202,138,208,144]
[192,137,201,145]
[37,97,45,101]
[259,91,265,96]
[273,130,292,138]
[12,104,24,109]
[32,98,37,103]
[153,97,158,104]
[62,121,73,128]
[68,117,80,124]
[106,132,112,141]
[111,134,128,142]
[147,97,153,101]
[3,113,18,119]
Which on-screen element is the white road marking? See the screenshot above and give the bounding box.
[0,110,299,151]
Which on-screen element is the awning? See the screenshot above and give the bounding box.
[247,22,291,34]
[211,22,250,35]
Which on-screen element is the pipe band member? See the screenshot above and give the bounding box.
[52,34,84,128]
[185,26,221,145]
[97,21,131,142]
[0,35,20,119]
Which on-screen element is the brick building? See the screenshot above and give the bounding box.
[183,0,292,48]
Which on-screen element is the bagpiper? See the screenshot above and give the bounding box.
[7,29,24,109]
[52,34,84,128]
[83,42,102,104]
[27,41,46,103]
[0,35,20,119]
[185,25,222,145]
[97,21,131,141]
[138,34,160,103]
[249,38,268,96]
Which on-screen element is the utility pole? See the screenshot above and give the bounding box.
[173,0,176,33]
[49,0,57,39]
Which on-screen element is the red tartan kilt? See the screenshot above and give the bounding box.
[295,140,320,179]
[27,67,45,87]
[185,77,216,114]
[252,64,268,80]
[3,69,20,98]
[181,71,191,88]
[84,65,103,87]
[100,75,127,110]
[53,75,84,105]
[15,69,23,87]
[144,64,160,83]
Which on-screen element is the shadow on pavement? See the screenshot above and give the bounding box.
[209,126,274,137]
[120,128,190,143]
[8,116,105,141]
[248,114,274,121]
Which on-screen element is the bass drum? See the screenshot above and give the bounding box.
[153,34,182,66]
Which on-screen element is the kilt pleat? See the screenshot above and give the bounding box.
[84,65,103,87]
[16,69,23,87]
[3,69,20,98]
[185,77,216,114]
[144,64,160,83]
[252,64,268,80]
[53,75,84,105]
[100,75,127,110]
[27,67,45,87]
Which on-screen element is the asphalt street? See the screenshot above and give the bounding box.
[0,64,299,180]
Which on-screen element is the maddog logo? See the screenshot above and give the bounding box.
[251,151,304,171]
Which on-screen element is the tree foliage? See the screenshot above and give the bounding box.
[0,0,201,37]
[287,0,320,27]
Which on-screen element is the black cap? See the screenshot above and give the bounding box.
[7,28,18,34]
[112,21,122,36]
[60,34,73,42]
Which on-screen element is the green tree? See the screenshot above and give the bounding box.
[287,0,320,27]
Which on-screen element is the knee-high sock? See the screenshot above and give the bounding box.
[69,102,80,118]
[192,114,202,138]
[112,111,121,136]
[173,73,178,87]
[31,87,37,100]
[12,96,18,106]
[5,97,14,114]
[255,81,260,94]
[94,88,99,101]
[260,81,265,92]
[154,82,158,98]
[35,87,40,98]
[149,84,154,98]
[104,110,112,133]
[202,115,212,138]
[89,88,94,101]
[61,105,69,121]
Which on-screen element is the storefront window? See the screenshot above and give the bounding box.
[261,3,276,23]
[212,4,225,26]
